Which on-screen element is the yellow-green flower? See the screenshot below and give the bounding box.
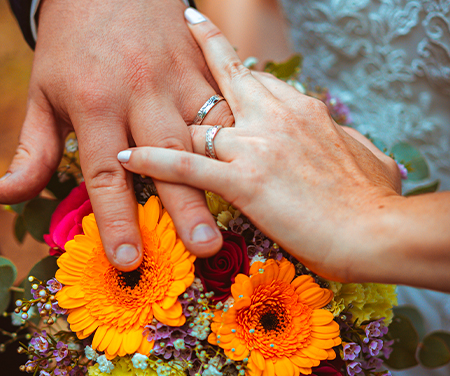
[327,282,397,325]
[205,191,240,229]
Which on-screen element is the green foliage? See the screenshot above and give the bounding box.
[0,257,18,314]
[391,142,430,181]
[418,332,450,368]
[9,201,27,215]
[393,306,426,340]
[46,172,78,200]
[14,215,27,243]
[22,197,60,242]
[264,55,303,80]
[387,307,450,369]
[385,313,419,369]
[24,256,59,301]
[405,180,440,197]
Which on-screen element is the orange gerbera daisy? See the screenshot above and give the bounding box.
[55,196,195,359]
[209,258,341,376]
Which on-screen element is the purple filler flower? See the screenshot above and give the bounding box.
[53,342,69,362]
[397,162,408,180]
[40,371,51,376]
[363,357,383,370]
[30,331,49,354]
[347,361,362,376]
[383,339,395,359]
[343,342,361,361]
[47,278,63,294]
[367,339,384,357]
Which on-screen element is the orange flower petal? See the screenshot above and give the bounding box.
[274,357,295,376]
[277,260,295,283]
[92,325,109,350]
[98,327,116,352]
[251,350,266,371]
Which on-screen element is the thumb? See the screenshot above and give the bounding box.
[0,98,65,204]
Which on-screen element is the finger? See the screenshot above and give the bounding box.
[188,125,237,161]
[186,90,234,127]
[251,71,301,103]
[118,147,238,203]
[129,100,223,258]
[73,114,143,272]
[184,8,273,114]
[0,96,66,204]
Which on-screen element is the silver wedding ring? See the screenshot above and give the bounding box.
[193,95,225,125]
[205,125,223,160]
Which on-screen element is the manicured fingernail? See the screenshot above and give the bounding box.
[0,172,11,182]
[117,150,132,163]
[185,8,207,25]
[191,224,217,243]
[114,244,139,265]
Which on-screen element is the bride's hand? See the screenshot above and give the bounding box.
[117,8,402,282]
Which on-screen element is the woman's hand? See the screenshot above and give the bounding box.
[117,8,402,282]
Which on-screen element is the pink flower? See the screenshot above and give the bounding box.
[43,183,92,256]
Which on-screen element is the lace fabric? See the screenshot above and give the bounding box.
[279,0,450,190]
[278,1,450,375]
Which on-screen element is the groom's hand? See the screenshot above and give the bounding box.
[0,0,233,270]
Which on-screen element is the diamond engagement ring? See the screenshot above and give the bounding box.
[205,125,223,160]
[193,95,225,125]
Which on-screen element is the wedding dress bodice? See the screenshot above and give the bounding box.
[277,1,450,375]
[280,0,450,191]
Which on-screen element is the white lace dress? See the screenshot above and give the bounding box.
[277,0,450,375]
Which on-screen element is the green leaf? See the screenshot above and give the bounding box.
[9,202,27,215]
[264,55,303,80]
[385,314,419,369]
[46,172,78,200]
[0,257,18,314]
[393,306,426,340]
[418,332,450,368]
[14,215,27,244]
[24,256,59,301]
[22,197,60,242]
[404,180,440,197]
[391,142,430,181]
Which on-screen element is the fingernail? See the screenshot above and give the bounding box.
[114,244,139,265]
[191,224,217,244]
[117,150,132,163]
[0,172,11,182]
[185,8,207,25]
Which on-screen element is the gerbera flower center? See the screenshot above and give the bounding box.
[260,311,280,331]
[117,268,142,290]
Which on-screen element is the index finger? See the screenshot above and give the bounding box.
[184,8,273,115]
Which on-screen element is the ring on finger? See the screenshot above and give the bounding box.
[205,125,223,160]
[193,94,225,125]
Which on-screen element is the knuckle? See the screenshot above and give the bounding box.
[151,132,188,151]
[173,154,195,180]
[224,57,252,81]
[203,26,225,44]
[88,167,128,193]
[73,83,112,115]
[304,97,330,119]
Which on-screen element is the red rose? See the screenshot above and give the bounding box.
[43,182,92,256]
[195,231,249,302]
[312,360,344,376]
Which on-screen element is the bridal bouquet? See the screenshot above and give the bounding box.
[1,56,441,376]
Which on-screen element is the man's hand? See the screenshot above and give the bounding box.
[0,0,233,270]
